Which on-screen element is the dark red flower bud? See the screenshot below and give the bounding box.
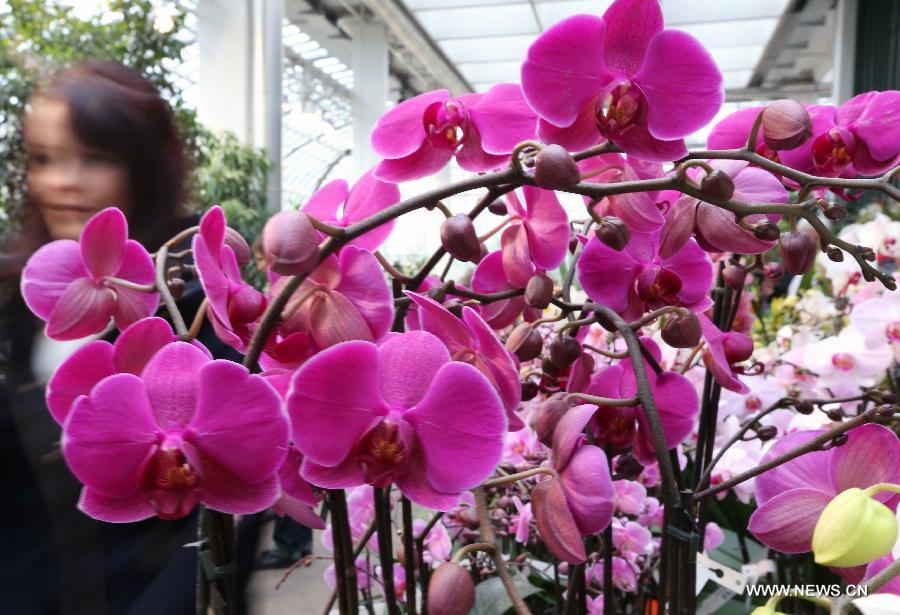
[444,299,464,318]
[525,273,555,309]
[825,408,845,422]
[861,247,877,262]
[488,199,508,216]
[752,221,781,242]
[428,562,475,615]
[168,277,186,299]
[542,356,560,375]
[224,227,252,267]
[614,453,644,479]
[700,169,735,201]
[532,393,568,447]
[826,246,844,262]
[506,323,543,362]
[723,334,753,364]
[440,214,482,263]
[762,99,813,151]
[534,144,581,190]
[763,262,784,280]
[756,425,778,441]
[227,285,267,324]
[521,379,539,401]
[795,400,815,415]
[549,336,581,369]
[568,232,579,254]
[722,265,747,290]
[595,216,630,251]
[661,312,702,348]
[779,231,818,275]
[262,210,320,276]
[821,201,847,221]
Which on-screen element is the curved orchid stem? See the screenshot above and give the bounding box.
[583,344,629,360]
[473,486,533,615]
[105,276,157,293]
[863,482,900,497]
[308,216,346,237]
[833,556,900,614]
[745,109,765,153]
[694,405,892,501]
[451,542,497,563]
[478,216,513,243]
[482,466,556,488]
[182,298,208,342]
[375,250,413,282]
[155,245,188,337]
[629,306,690,329]
[564,393,639,407]
[163,224,199,250]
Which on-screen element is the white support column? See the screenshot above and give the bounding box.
[252,0,284,211]
[349,19,390,178]
[196,0,254,142]
[832,0,858,103]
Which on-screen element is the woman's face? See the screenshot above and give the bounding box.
[24,96,131,241]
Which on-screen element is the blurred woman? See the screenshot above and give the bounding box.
[0,61,216,615]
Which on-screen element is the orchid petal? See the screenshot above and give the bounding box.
[748,488,831,553]
[80,208,127,278]
[371,89,449,159]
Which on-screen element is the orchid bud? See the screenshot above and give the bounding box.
[534,144,581,190]
[722,334,753,364]
[444,299,464,318]
[262,210,320,276]
[812,487,899,567]
[756,425,777,441]
[506,323,543,362]
[794,400,814,415]
[661,312,702,348]
[825,408,844,422]
[700,169,735,201]
[779,231,818,275]
[595,216,630,251]
[488,199,508,216]
[752,221,781,242]
[750,606,787,615]
[440,214,482,263]
[614,453,644,479]
[168,277,186,300]
[762,99,813,151]
[542,356,560,375]
[826,246,844,262]
[722,265,747,290]
[532,478,587,564]
[224,227,252,267]
[763,262,784,280]
[227,285,266,324]
[521,379,539,401]
[525,273,554,309]
[822,201,847,221]
[427,562,476,615]
[568,233,579,254]
[549,336,581,369]
[861,247,877,262]
[475,243,489,264]
[533,394,568,447]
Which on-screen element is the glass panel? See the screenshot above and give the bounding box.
[417,5,539,39]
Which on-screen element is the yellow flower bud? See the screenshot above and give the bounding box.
[812,487,898,568]
[750,607,787,615]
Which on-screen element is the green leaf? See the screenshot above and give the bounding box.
[469,571,541,615]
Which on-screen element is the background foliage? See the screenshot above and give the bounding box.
[0,0,272,247]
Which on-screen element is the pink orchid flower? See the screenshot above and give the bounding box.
[613,479,647,515]
[406,291,523,430]
[273,446,326,530]
[371,83,537,183]
[532,404,614,564]
[62,341,290,521]
[301,170,400,251]
[21,207,158,340]
[708,92,900,177]
[748,424,900,555]
[660,159,789,256]
[699,314,754,394]
[612,519,653,556]
[576,230,714,322]
[509,495,533,545]
[46,316,207,425]
[287,331,506,510]
[587,158,667,233]
[580,337,699,465]
[193,205,268,352]
[521,0,723,160]
[499,186,569,287]
[412,517,453,564]
[471,250,542,329]
[708,104,838,175]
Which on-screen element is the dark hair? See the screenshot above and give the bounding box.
[32,60,189,249]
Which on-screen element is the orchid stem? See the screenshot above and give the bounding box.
[482,467,556,488]
[451,542,496,563]
[155,245,188,337]
[564,393,639,407]
[473,486,532,615]
[105,277,156,293]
